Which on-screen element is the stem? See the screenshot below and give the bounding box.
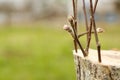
[72,24,87,57]
[82,0,89,43]
[68,16,87,56]
[75,0,78,31]
[93,0,98,13]
[72,0,78,53]
[78,31,89,38]
[72,0,76,19]
[85,0,99,54]
[78,31,98,38]
[90,0,101,62]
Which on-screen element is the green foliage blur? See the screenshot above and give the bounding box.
[0,23,120,80]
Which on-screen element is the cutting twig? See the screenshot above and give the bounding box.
[85,0,99,54]
[82,0,89,43]
[68,16,87,57]
[78,28,104,38]
[72,0,78,53]
[89,0,101,62]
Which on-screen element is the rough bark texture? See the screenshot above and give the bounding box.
[73,49,120,80]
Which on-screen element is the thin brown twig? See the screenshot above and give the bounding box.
[90,0,101,62]
[72,0,78,53]
[72,0,77,31]
[75,0,77,20]
[78,29,104,38]
[68,16,87,56]
[72,0,76,19]
[71,22,87,57]
[93,0,98,13]
[72,0,77,52]
[85,0,99,54]
[74,0,78,53]
[82,0,89,43]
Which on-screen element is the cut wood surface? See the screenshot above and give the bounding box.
[73,49,120,80]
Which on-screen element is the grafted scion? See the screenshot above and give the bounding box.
[63,0,103,62]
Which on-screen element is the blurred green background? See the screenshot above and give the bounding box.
[0,0,120,80]
[0,22,120,80]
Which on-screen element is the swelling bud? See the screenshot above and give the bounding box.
[97,28,104,33]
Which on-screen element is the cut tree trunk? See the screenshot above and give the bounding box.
[73,49,120,80]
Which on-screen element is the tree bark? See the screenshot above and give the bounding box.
[73,49,120,80]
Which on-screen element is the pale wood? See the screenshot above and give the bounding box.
[73,49,120,80]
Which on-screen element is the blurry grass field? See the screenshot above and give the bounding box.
[0,23,119,80]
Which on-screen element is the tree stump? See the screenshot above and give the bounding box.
[73,49,120,80]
